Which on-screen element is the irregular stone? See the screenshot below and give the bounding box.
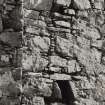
[3,18,22,31]
[95,13,105,26]
[23,77,52,97]
[7,82,21,97]
[77,11,88,18]
[0,97,20,105]
[91,48,102,63]
[101,56,105,65]
[102,40,105,51]
[24,18,46,28]
[54,12,71,20]
[94,0,104,10]
[22,54,34,70]
[64,9,75,15]
[54,21,71,28]
[24,9,39,20]
[25,26,40,35]
[74,47,103,75]
[100,24,105,36]
[47,26,71,33]
[40,29,50,36]
[55,0,71,7]
[56,36,74,57]
[0,16,3,32]
[93,76,105,101]
[1,54,10,63]
[79,98,99,105]
[50,73,71,80]
[73,0,91,10]
[50,56,67,67]
[32,97,45,105]
[79,77,95,89]
[91,40,102,49]
[67,60,81,73]
[0,53,13,66]
[0,0,4,4]
[0,72,14,96]
[5,4,15,11]
[48,67,61,72]
[51,103,66,105]
[69,81,78,98]
[75,19,100,40]
[23,0,53,11]
[32,36,50,52]
[12,68,22,81]
[77,36,90,49]
[0,32,21,47]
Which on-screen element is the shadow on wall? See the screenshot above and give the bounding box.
[44,80,75,105]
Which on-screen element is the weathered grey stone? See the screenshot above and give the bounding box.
[50,56,67,67]
[79,98,99,105]
[50,73,71,80]
[0,71,14,87]
[91,40,102,49]
[0,16,3,32]
[94,0,104,10]
[55,0,71,7]
[23,0,53,11]
[22,50,48,71]
[54,21,71,28]
[64,9,75,15]
[73,0,91,10]
[79,77,95,89]
[0,0,4,4]
[56,36,74,57]
[67,60,81,73]
[95,13,105,26]
[25,26,40,35]
[100,24,105,36]
[75,19,101,40]
[32,36,50,52]
[77,11,88,18]
[77,36,90,49]
[102,56,105,65]
[47,26,71,33]
[24,18,46,28]
[54,12,71,20]
[51,103,66,105]
[22,54,34,70]
[0,32,21,47]
[33,97,45,105]
[92,75,105,101]
[74,47,103,75]
[69,81,78,98]
[23,76,52,97]
[24,9,40,20]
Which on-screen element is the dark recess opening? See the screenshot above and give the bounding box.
[44,80,75,105]
[56,80,75,105]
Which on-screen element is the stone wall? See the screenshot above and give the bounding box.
[0,0,22,105]
[0,0,105,105]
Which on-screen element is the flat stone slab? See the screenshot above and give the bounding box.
[23,0,53,11]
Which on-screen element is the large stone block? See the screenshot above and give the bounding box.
[32,36,50,52]
[23,0,53,11]
[55,0,71,7]
[55,36,74,57]
[0,32,21,48]
[73,0,91,10]
[94,0,104,10]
